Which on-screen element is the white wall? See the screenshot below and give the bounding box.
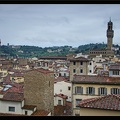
[0,100,23,114]
[54,81,71,101]
[54,96,63,106]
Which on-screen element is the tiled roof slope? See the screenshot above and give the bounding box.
[22,105,36,110]
[72,75,120,85]
[79,94,120,111]
[54,93,68,99]
[69,57,89,62]
[31,110,49,116]
[0,92,24,101]
[109,64,120,70]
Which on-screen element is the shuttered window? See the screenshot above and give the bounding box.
[73,69,76,73]
[76,99,82,107]
[98,87,107,95]
[75,86,83,94]
[86,87,95,95]
[111,88,120,94]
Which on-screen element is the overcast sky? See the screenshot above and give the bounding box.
[0,4,120,48]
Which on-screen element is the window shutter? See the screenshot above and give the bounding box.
[98,88,100,95]
[111,88,113,94]
[105,88,107,95]
[86,87,88,94]
[75,87,77,94]
[81,87,83,94]
[118,89,120,94]
[92,87,95,95]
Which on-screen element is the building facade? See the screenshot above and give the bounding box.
[72,75,120,116]
[24,68,54,115]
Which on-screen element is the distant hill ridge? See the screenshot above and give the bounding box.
[0,43,119,58]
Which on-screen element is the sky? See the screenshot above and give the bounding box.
[0,4,120,48]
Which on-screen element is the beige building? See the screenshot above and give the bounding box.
[72,75,120,116]
[79,94,120,116]
[24,68,54,115]
[69,57,89,81]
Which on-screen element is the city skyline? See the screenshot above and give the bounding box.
[0,4,120,48]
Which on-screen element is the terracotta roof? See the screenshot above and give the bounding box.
[109,64,120,70]
[54,93,68,99]
[72,75,120,85]
[54,104,72,116]
[11,72,24,77]
[54,76,68,82]
[31,110,49,116]
[0,92,24,102]
[26,68,54,74]
[22,105,37,110]
[69,57,89,62]
[79,94,120,111]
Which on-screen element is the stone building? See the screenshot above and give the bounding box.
[89,19,114,58]
[24,68,54,115]
[69,57,89,81]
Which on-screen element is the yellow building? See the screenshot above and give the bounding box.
[79,94,120,116]
[72,75,120,116]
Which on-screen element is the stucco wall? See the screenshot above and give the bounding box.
[54,96,63,106]
[69,61,88,81]
[0,100,23,114]
[54,81,71,101]
[80,108,120,116]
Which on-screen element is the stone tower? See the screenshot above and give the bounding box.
[24,68,54,115]
[107,18,114,50]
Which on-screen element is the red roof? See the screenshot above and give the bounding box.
[72,75,120,85]
[31,110,50,116]
[79,94,120,111]
[22,105,36,110]
[0,92,24,102]
[54,93,68,99]
[54,76,68,82]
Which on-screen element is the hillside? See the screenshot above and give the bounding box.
[0,43,119,58]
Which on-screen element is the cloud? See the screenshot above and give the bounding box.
[0,4,120,47]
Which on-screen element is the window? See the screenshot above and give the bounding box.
[80,69,83,73]
[113,71,119,75]
[89,70,92,73]
[98,87,107,95]
[60,89,62,92]
[75,86,83,94]
[111,88,120,94]
[25,111,28,115]
[73,69,76,73]
[86,87,95,95]
[76,99,82,107]
[68,86,71,90]
[64,73,66,77]
[49,81,50,87]
[9,107,15,112]
[80,62,83,65]
[58,100,61,105]
[73,62,76,65]
[90,62,92,65]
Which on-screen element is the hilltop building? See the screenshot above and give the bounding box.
[89,19,114,58]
